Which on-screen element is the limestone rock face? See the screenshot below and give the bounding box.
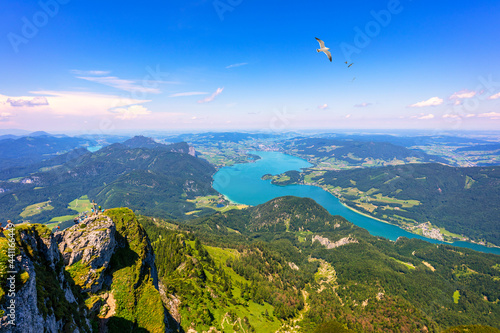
[188,146,196,157]
[312,234,358,249]
[0,225,88,333]
[55,215,116,293]
[1,209,168,333]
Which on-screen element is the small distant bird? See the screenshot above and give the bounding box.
[315,37,332,62]
[348,63,353,68]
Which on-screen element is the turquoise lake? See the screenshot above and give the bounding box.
[213,151,500,255]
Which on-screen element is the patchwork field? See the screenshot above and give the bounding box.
[20,200,54,218]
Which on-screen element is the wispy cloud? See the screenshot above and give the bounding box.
[111,104,152,120]
[70,69,111,76]
[0,91,151,118]
[449,89,476,99]
[443,113,476,119]
[477,112,500,119]
[0,112,12,122]
[418,113,435,120]
[354,102,372,108]
[76,76,161,94]
[197,87,224,104]
[408,97,443,108]
[7,96,49,107]
[169,92,208,97]
[318,104,329,109]
[345,114,352,118]
[226,63,248,69]
[488,92,500,100]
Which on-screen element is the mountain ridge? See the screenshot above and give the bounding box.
[0,208,172,332]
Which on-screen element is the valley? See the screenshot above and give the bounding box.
[1,132,500,333]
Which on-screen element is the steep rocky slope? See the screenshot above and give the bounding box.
[0,224,90,332]
[0,208,174,332]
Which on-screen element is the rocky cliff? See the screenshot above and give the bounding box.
[55,215,116,293]
[0,208,173,333]
[0,224,90,333]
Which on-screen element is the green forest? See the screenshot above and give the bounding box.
[137,196,500,332]
[312,163,500,245]
[0,140,217,225]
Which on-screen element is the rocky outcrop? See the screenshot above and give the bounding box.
[188,146,196,157]
[0,224,89,333]
[1,208,169,333]
[312,235,358,249]
[55,215,116,293]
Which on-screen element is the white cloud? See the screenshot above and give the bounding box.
[418,113,435,120]
[318,104,328,109]
[345,114,351,118]
[465,113,476,118]
[197,87,224,104]
[7,96,49,107]
[70,69,111,76]
[226,63,248,69]
[488,92,500,100]
[442,114,460,119]
[449,90,477,99]
[1,91,150,118]
[477,112,500,119]
[354,102,372,107]
[111,105,152,120]
[0,112,12,121]
[169,92,208,97]
[408,97,443,108]
[76,76,161,94]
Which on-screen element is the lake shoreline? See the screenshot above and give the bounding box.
[213,151,500,255]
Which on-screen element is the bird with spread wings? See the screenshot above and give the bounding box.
[315,37,332,62]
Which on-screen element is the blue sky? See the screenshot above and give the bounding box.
[1,0,500,133]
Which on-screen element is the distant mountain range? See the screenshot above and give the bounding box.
[281,137,447,165]
[455,143,500,152]
[0,137,216,224]
[0,133,93,171]
[167,131,284,144]
[320,133,492,147]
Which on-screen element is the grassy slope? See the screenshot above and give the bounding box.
[104,208,166,333]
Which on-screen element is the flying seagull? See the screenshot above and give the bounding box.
[315,37,332,62]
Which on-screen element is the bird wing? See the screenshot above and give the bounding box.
[324,50,332,62]
[348,63,353,67]
[315,37,325,48]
